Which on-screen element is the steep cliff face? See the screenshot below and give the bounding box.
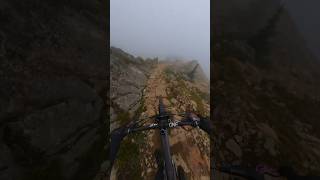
[0,0,107,179]
[212,0,320,177]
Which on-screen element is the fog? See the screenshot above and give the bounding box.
[110,0,210,78]
[285,0,320,60]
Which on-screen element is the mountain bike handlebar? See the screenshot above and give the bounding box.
[109,112,211,168]
[110,96,212,180]
[127,119,200,134]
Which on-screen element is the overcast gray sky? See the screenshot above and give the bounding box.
[110,0,210,78]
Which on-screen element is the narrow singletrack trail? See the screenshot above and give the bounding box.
[140,63,210,180]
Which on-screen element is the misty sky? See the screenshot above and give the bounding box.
[285,0,320,60]
[110,0,210,78]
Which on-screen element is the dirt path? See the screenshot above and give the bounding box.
[140,63,210,180]
[140,63,169,178]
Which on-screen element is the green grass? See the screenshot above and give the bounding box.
[175,76,207,115]
[164,67,175,77]
[115,111,131,126]
[116,131,145,180]
[115,98,147,179]
[164,68,208,116]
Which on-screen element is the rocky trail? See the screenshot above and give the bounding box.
[138,63,210,180]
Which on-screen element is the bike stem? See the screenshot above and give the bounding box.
[158,96,176,180]
[160,128,176,180]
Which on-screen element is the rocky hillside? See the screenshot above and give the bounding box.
[167,60,209,91]
[109,48,210,180]
[109,47,157,130]
[212,0,320,178]
[0,0,107,180]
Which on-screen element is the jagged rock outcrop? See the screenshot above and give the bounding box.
[110,47,157,131]
[0,0,107,179]
[164,60,209,94]
[182,60,209,84]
